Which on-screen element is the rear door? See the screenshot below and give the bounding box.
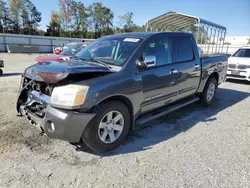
[171,35,201,99]
[139,34,179,113]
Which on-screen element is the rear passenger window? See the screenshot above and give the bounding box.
[172,36,194,62]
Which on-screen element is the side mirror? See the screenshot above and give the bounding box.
[144,55,156,67]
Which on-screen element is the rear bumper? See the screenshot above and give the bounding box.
[226,69,250,81]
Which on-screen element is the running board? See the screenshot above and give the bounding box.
[136,96,200,125]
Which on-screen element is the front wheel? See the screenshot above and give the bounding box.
[82,101,130,153]
[200,77,218,105]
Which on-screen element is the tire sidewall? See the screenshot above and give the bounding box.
[82,101,130,153]
[203,77,218,105]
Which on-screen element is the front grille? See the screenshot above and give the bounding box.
[228,64,248,70]
[237,64,247,70]
[228,64,236,69]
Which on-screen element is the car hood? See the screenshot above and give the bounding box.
[228,57,250,65]
[35,54,72,62]
[24,59,111,83]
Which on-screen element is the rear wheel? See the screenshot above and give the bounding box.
[82,101,130,153]
[0,69,2,75]
[200,77,218,105]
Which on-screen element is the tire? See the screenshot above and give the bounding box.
[200,77,218,105]
[0,69,2,75]
[82,101,130,153]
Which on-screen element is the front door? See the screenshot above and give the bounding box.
[139,34,179,113]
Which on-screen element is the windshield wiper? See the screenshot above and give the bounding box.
[89,57,112,69]
[73,56,111,70]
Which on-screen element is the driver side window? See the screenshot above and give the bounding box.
[143,36,170,67]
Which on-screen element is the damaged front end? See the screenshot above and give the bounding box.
[17,61,111,134]
[17,77,53,131]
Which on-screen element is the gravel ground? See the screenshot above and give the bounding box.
[0,53,250,188]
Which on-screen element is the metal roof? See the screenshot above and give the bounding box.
[146,11,226,31]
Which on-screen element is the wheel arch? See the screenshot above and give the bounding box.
[209,72,219,82]
[197,72,219,93]
[91,95,135,131]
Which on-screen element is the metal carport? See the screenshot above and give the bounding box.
[145,12,227,54]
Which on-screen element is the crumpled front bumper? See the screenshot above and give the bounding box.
[43,106,95,142]
[18,90,95,143]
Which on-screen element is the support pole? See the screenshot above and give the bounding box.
[214,28,220,53]
[211,28,216,54]
[217,30,223,53]
[200,24,204,50]
[207,27,213,54]
[221,31,226,53]
[196,24,200,43]
[145,22,148,32]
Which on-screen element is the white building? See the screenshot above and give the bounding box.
[224,36,250,45]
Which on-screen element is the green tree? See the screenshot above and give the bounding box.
[46,11,61,36]
[58,0,73,37]
[9,0,22,33]
[118,12,135,30]
[87,2,114,38]
[0,0,11,33]
[20,0,41,35]
[78,1,89,38]
[71,1,89,37]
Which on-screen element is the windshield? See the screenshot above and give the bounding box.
[75,37,141,66]
[232,49,250,58]
[60,43,85,56]
[64,43,75,48]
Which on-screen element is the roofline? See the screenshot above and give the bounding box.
[146,11,226,31]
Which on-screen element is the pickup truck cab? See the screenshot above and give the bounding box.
[17,32,228,153]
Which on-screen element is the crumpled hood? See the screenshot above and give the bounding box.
[35,54,71,62]
[229,57,250,65]
[24,59,111,83]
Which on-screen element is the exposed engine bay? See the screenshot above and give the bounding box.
[17,71,110,127]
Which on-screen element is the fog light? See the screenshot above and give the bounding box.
[47,121,56,132]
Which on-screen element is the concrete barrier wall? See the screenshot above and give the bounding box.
[7,45,40,53]
[0,33,94,53]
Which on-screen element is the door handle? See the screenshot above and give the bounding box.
[170,69,178,74]
[194,64,200,69]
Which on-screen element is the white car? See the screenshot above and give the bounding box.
[227,46,250,82]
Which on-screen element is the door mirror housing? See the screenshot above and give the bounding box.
[144,55,156,67]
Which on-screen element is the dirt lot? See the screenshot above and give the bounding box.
[0,53,250,188]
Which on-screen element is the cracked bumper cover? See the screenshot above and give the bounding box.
[43,106,95,142]
[22,104,95,142]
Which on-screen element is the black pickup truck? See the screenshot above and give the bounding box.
[17,32,228,153]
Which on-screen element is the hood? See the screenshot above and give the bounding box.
[229,56,250,65]
[35,54,72,63]
[24,59,111,83]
